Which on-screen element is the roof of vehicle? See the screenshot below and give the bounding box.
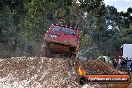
[97,56,110,59]
[52,24,78,30]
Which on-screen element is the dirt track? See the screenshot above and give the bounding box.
[0,57,131,88]
[0,57,86,88]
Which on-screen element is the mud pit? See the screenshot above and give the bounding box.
[0,57,131,88]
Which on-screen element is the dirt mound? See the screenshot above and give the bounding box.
[0,57,130,88]
[78,59,130,88]
[0,57,82,88]
[81,60,119,74]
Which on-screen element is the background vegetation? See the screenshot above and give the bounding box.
[0,0,132,59]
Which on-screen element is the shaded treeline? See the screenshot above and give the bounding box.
[0,0,132,58]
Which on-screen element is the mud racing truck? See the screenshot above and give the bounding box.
[42,24,79,58]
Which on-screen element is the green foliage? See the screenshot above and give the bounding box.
[79,32,93,49]
[0,0,132,58]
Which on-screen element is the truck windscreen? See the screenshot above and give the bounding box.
[61,28,75,35]
[51,26,75,35]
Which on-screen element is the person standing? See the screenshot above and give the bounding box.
[113,59,117,68]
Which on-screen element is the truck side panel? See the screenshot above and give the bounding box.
[123,44,132,59]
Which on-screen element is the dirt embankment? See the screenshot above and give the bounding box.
[0,57,81,88]
[0,57,131,88]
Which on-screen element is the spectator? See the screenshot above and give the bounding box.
[118,58,121,66]
[121,59,127,68]
[127,60,131,73]
[113,59,117,68]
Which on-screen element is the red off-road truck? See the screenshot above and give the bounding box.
[42,24,79,58]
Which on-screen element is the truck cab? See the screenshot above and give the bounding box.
[42,24,79,58]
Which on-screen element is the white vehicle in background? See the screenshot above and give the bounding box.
[97,56,112,63]
[120,44,132,60]
[120,44,132,72]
